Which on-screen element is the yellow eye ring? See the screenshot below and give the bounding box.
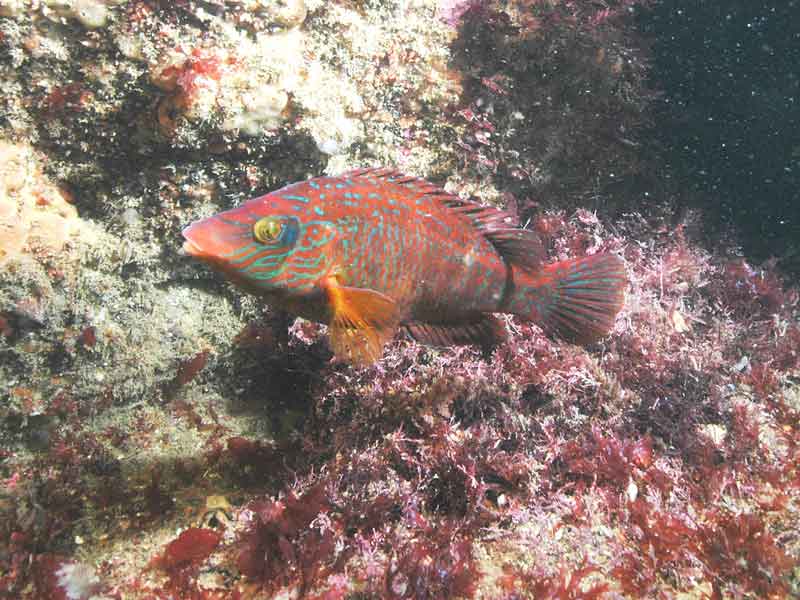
[253,217,282,243]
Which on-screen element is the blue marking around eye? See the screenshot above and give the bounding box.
[276,218,298,246]
[309,181,320,189]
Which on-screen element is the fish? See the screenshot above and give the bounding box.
[182,168,626,364]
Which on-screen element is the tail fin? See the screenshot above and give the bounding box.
[512,253,626,344]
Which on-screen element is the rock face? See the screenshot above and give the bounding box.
[0,141,91,265]
[0,1,798,599]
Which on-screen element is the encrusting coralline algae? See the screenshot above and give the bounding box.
[0,141,95,266]
[0,1,797,598]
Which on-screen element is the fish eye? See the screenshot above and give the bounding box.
[253,217,283,243]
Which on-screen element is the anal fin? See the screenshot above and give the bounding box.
[324,276,400,365]
[403,314,507,353]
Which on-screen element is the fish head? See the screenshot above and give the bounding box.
[182,195,313,294]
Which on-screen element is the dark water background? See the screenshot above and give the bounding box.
[641,0,800,274]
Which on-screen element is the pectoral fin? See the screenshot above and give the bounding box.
[324,275,400,365]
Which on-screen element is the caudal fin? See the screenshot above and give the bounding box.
[515,253,626,345]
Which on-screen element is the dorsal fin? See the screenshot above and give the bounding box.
[343,168,546,271]
[343,167,442,194]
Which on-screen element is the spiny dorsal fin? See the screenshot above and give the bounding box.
[344,168,545,271]
[343,167,442,194]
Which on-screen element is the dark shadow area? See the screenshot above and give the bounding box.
[448,2,663,221]
[638,0,800,274]
[223,322,329,445]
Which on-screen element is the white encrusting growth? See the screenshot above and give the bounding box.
[55,562,100,600]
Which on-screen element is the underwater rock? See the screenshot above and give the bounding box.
[42,0,125,29]
[227,0,307,29]
[149,30,302,144]
[221,85,290,136]
[0,0,24,18]
[0,141,90,266]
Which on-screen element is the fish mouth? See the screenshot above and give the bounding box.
[181,237,204,257]
[181,216,252,263]
[181,225,207,258]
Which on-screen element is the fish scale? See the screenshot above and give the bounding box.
[182,168,627,364]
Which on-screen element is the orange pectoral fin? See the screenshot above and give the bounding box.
[324,275,400,365]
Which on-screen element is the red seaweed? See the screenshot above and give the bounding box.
[164,350,210,398]
[155,528,222,572]
[175,350,210,387]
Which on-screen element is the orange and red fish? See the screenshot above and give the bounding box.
[182,168,626,364]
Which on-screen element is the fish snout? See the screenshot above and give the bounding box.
[181,215,252,262]
[181,230,204,257]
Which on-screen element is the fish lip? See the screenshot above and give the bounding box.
[181,224,205,257]
[181,239,203,256]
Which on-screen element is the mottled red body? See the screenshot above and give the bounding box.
[183,168,626,363]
